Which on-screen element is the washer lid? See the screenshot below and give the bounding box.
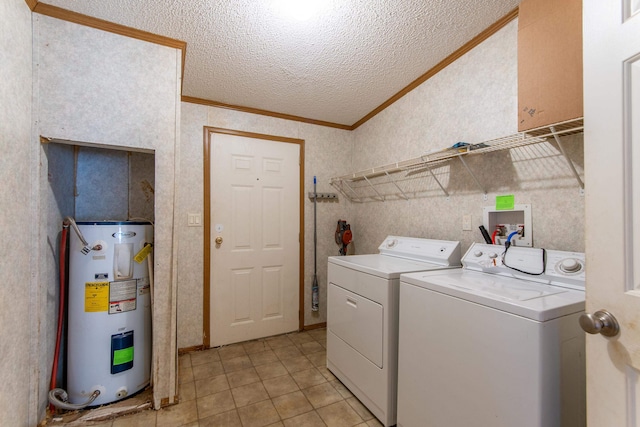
[328,254,458,279]
[400,269,585,321]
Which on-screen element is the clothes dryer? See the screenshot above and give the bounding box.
[397,243,586,427]
[327,236,461,427]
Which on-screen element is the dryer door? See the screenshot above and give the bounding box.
[328,283,383,367]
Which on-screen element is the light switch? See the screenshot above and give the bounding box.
[188,213,202,227]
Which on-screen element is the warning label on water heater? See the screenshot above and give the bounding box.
[85,282,109,312]
[109,280,137,314]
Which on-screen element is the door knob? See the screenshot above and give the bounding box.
[579,310,620,337]
[215,236,223,245]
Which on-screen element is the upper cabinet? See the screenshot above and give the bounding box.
[518,0,583,131]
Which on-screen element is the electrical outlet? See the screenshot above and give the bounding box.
[462,214,472,231]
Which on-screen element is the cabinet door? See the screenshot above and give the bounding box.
[518,0,583,131]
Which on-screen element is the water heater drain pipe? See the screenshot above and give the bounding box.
[49,388,100,411]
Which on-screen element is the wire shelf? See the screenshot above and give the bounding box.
[330,117,584,202]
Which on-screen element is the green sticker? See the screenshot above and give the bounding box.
[113,347,134,366]
[496,195,515,210]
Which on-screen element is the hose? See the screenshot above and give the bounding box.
[49,217,102,413]
[506,231,520,244]
[48,388,100,411]
[49,224,68,411]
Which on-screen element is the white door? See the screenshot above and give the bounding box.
[209,131,301,347]
[583,1,640,424]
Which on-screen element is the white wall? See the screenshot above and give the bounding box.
[177,103,353,348]
[34,14,182,412]
[0,1,36,425]
[350,19,584,255]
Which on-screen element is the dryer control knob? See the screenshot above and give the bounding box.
[473,250,483,257]
[560,258,582,273]
[488,252,498,259]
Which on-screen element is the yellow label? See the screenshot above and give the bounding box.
[85,282,109,312]
[134,244,152,264]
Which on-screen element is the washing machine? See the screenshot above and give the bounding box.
[397,243,586,427]
[327,236,462,427]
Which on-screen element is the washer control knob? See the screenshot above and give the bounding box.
[560,258,581,273]
[386,239,398,248]
[488,252,498,259]
[473,250,483,257]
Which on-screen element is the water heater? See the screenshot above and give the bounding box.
[67,221,152,406]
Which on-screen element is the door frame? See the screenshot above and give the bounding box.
[203,126,305,348]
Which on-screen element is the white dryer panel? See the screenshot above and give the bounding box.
[328,283,383,367]
[328,252,458,280]
[378,235,462,265]
[328,256,393,301]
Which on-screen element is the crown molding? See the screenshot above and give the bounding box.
[183,96,353,131]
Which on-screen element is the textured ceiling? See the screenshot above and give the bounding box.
[42,0,520,127]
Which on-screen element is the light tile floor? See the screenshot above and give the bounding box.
[52,328,383,427]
